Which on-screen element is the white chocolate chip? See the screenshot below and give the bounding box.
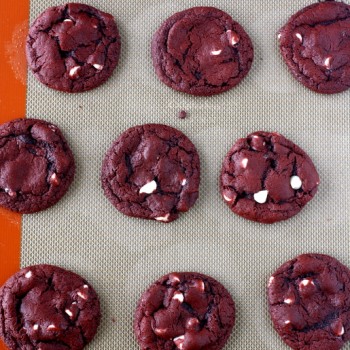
[181,179,187,186]
[223,194,234,203]
[211,49,222,56]
[172,291,184,303]
[295,33,303,42]
[254,190,269,204]
[47,325,57,331]
[324,56,332,69]
[50,173,60,186]
[92,24,98,29]
[299,279,314,288]
[332,320,345,336]
[253,135,259,139]
[241,158,248,169]
[65,309,73,318]
[33,324,39,331]
[139,180,157,194]
[173,335,185,349]
[290,176,302,190]
[300,279,309,287]
[72,302,77,305]
[69,66,80,78]
[284,298,293,305]
[5,188,16,197]
[25,271,32,279]
[154,328,167,336]
[226,30,240,46]
[186,317,199,328]
[63,19,73,23]
[278,33,282,40]
[93,63,103,70]
[231,37,239,45]
[285,320,291,325]
[169,274,181,285]
[268,276,274,287]
[83,285,89,289]
[155,214,170,222]
[77,291,87,300]
[193,279,205,292]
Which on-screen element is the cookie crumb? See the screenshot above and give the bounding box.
[178,110,187,119]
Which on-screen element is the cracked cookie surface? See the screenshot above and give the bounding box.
[279,1,350,94]
[0,264,101,350]
[268,253,350,350]
[134,272,235,350]
[26,3,121,92]
[101,124,200,223]
[0,118,75,213]
[220,131,319,224]
[152,7,254,96]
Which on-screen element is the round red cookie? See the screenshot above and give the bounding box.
[101,124,200,223]
[279,1,350,94]
[0,264,101,350]
[26,3,121,92]
[220,131,320,224]
[0,118,75,213]
[152,7,254,96]
[268,254,350,350]
[134,272,235,350]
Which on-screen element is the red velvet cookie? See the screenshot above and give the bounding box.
[279,1,350,94]
[26,3,121,92]
[152,7,254,96]
[0,118,75,213]
[268,254,350,350]
[101,124,200,223]
[0,264,101,350]
[134,272,235,350]
[220,131,320,224]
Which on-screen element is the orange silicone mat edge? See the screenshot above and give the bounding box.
[0,0,29,347]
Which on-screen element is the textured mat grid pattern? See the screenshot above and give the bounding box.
[23,1,350,349]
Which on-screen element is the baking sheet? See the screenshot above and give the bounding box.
[22,0,350,349]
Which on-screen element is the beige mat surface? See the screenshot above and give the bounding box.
[23,0,350,348]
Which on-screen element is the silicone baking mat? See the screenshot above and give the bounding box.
[1,0,350,349]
